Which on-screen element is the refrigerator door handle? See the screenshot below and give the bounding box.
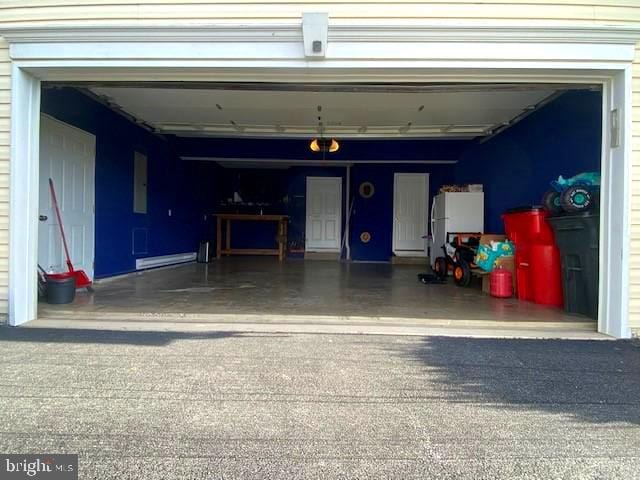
[430,197,436,235]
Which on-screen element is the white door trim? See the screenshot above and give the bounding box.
[305,176,343,253]
[392,173,429,256]
[4,23,638,337]
[9,66,40,326]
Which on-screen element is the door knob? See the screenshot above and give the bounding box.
[39,215,48,222]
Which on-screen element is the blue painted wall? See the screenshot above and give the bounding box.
[174,90,603,261]
[41,87,602,273]
[454,90,602,233]
[212,166,347,252]
[174,137,465,261]
[41,88,211,278]
[205,163,456,261]
[349,164,455,261]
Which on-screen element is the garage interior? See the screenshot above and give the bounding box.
[36,82,603,328]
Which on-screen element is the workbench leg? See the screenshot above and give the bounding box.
[277,220,282,261]
[226,219,231,254]
[216,217,222,259]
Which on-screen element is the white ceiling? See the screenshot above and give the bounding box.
[89,85,558,139]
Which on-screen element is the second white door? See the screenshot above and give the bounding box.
[393,173,429,255]
[306,176,342,252]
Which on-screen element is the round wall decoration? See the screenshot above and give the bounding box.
[359,181,375,198]
[360,231,372,243]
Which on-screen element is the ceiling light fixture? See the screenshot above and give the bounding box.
[310,137,340,153]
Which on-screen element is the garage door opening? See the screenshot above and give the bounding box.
[34,81,605,333]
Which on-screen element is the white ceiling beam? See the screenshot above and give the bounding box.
[181,156,458,166]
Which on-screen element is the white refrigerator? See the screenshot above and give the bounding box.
[430,192,485,268]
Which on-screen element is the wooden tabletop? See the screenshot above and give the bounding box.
[214,213,289,221]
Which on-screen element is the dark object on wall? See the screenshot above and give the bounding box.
[197,241,211,263]
[547,213,600,319]
[359,182,375,198]
[45,274,76,304]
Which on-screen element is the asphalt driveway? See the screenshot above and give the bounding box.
[0,328,638,479]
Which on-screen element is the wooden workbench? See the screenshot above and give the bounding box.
[214,213,289,261]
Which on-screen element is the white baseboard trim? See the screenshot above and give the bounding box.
[393,250,428,257]
[135,252,197,271]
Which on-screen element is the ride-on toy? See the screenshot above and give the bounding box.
[542,172,600,214]
[433,232,482,287]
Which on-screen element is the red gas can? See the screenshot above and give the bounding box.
[490,268,513,298]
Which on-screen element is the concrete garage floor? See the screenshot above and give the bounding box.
[36,258,597,338]
[0,329,638,479]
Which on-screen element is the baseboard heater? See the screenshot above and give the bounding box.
[135,252,197,271]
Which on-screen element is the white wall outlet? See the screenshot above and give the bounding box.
[168,209,172,216]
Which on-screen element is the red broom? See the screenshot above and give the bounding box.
[48,178,93,290]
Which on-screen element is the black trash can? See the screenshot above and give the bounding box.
[46,275,76,304]
[547,213,599,319]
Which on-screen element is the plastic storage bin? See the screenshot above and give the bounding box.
[502,207,563,307]
[547,213,599,319]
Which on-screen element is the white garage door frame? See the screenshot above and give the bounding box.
[2,23,639,337]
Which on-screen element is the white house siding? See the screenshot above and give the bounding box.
[0,1,639,331]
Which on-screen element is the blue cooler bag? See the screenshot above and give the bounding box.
[476,241,515,272]
[476,244,500,272]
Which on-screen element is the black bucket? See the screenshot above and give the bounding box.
[46,275,76,304]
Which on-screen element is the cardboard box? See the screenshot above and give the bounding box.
[478,234,505,245]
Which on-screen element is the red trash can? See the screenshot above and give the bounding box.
[503,207,556,245]
[502,207,563,307]
[530,244,563,307]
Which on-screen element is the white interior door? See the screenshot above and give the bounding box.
[39,115,96,279]
[393,173,429,255]
[306,176,342,252]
